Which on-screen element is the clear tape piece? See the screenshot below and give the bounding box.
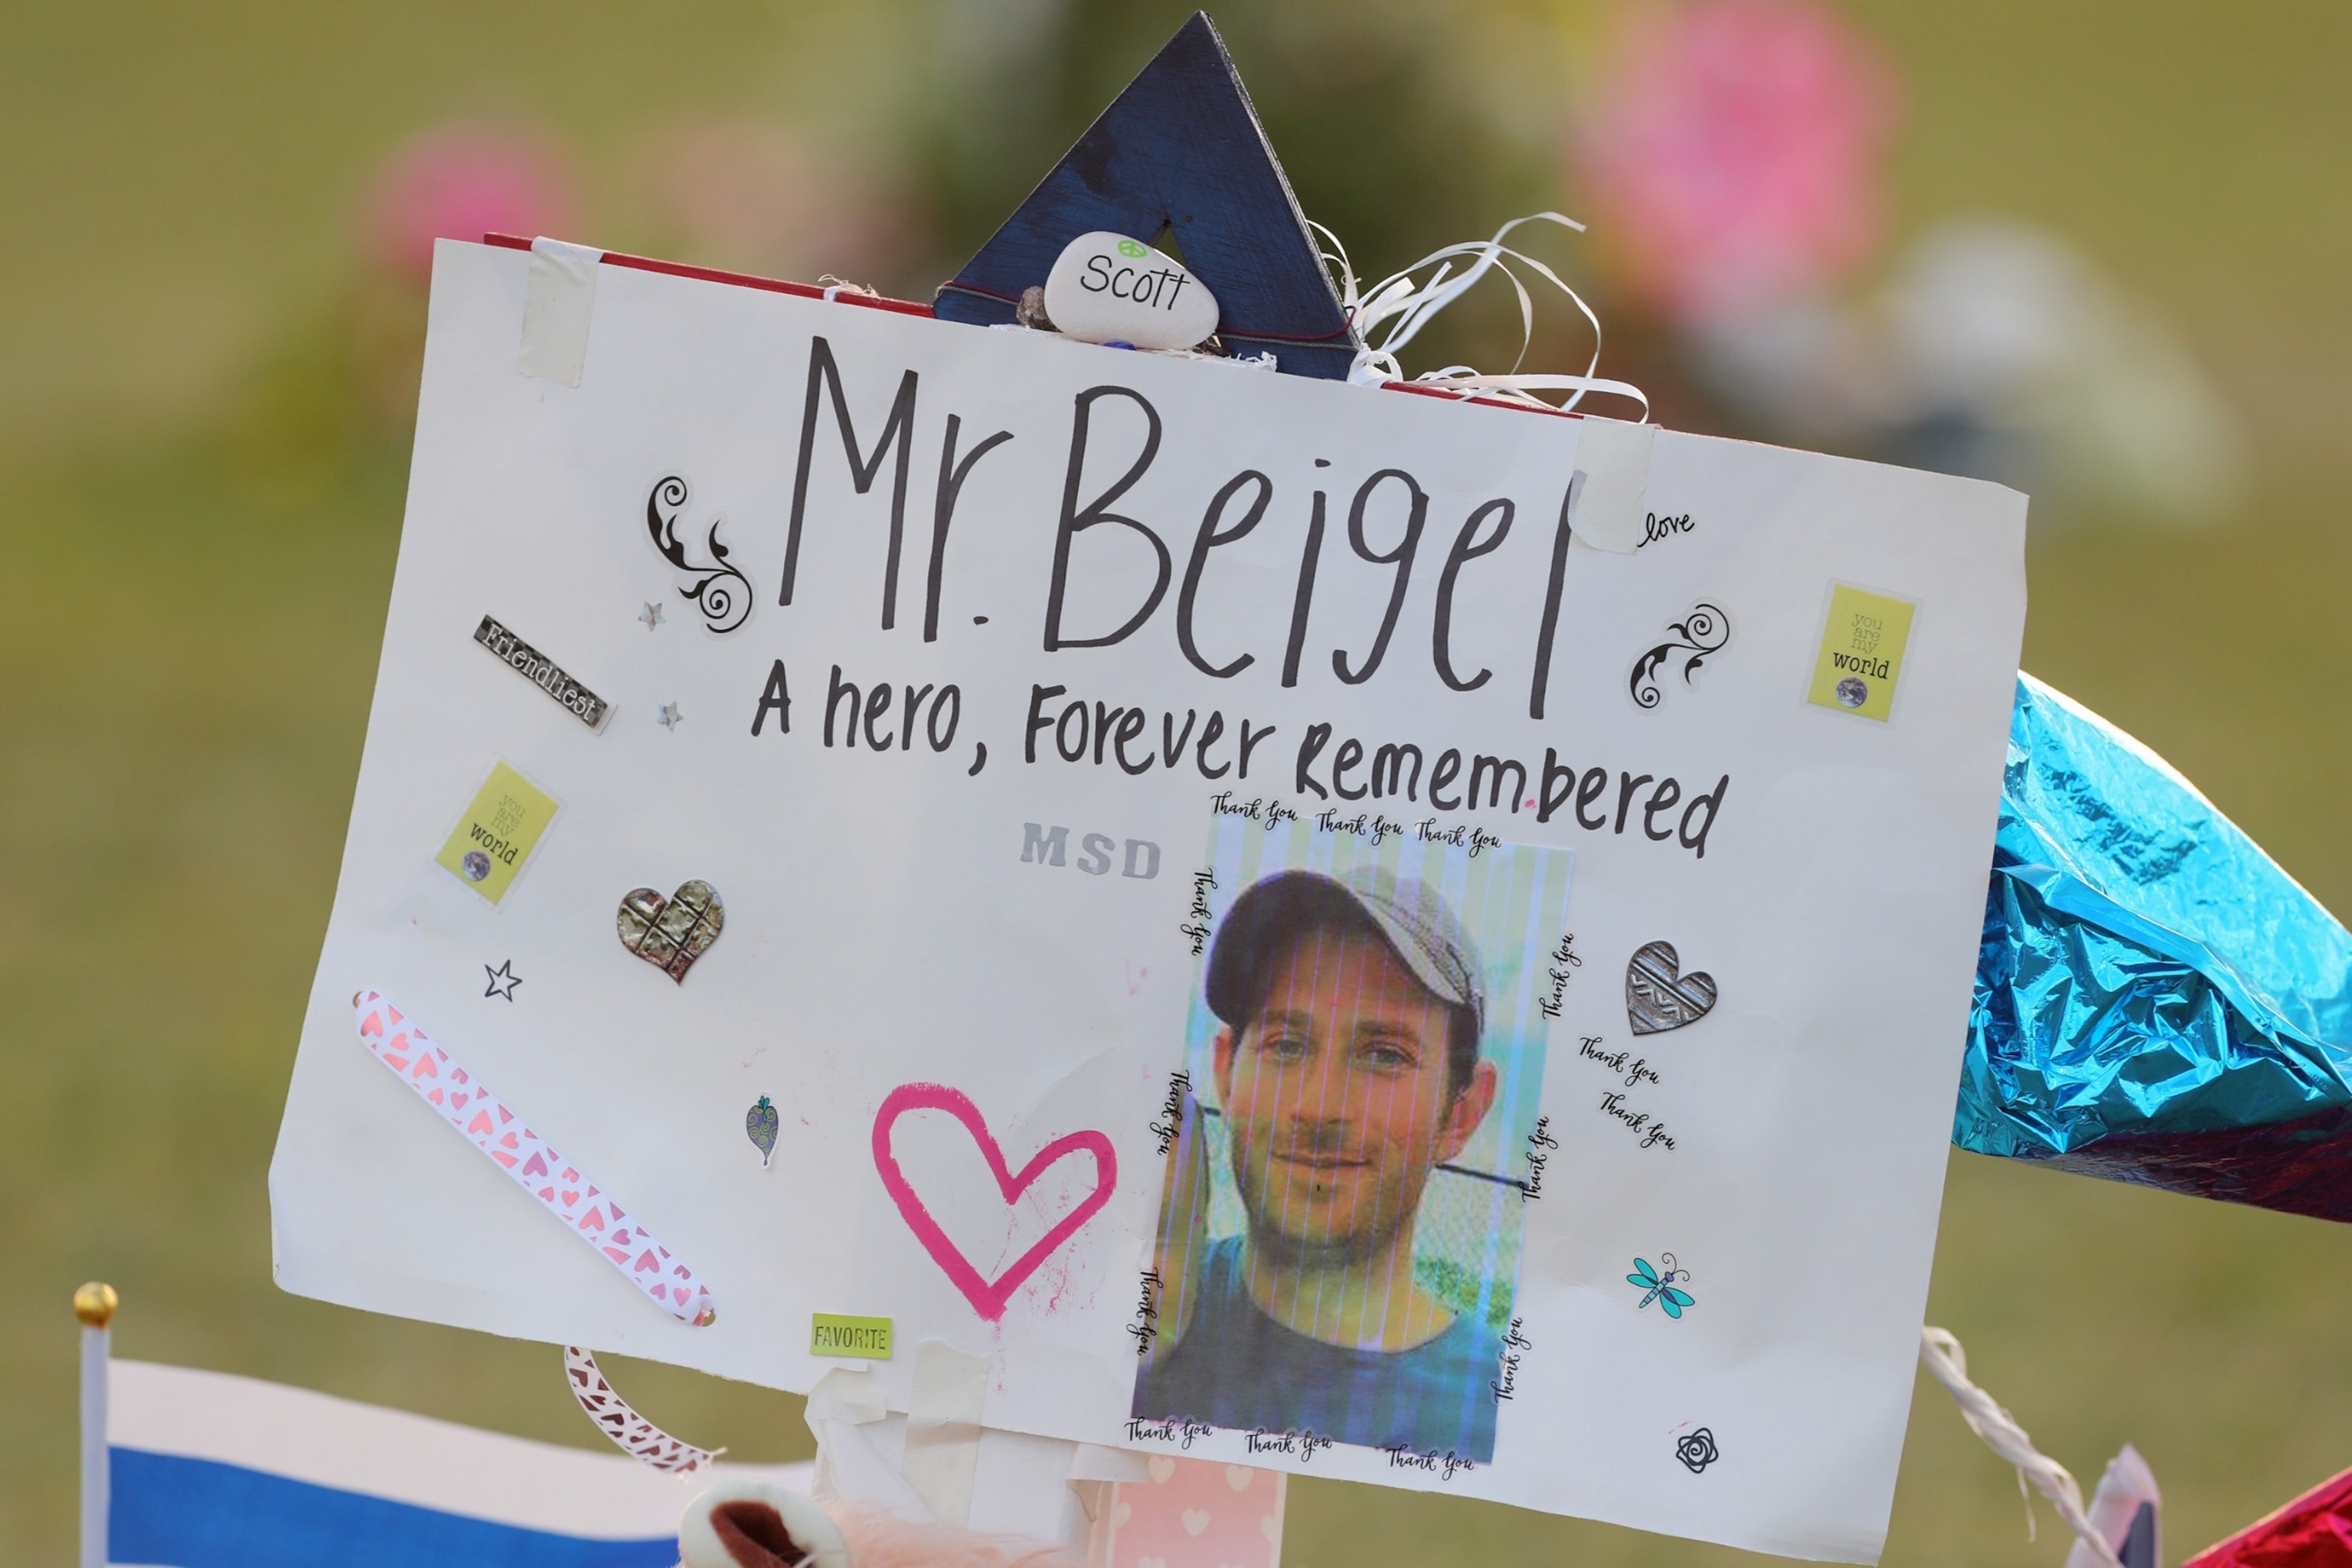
[518,237,603,385]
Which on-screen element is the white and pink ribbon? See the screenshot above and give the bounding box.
[352,989,716,1326]
[564,1344,717,1475]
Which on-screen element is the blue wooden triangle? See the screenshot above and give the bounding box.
[2120,1502,2158,1568]
[934,11,1359,379]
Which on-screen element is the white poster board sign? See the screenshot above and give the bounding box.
[273,240,2024,1561]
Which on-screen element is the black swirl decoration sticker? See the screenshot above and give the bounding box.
[1675,1427,1720,1474]
[1628,602,1730,710]
[645,475,752,634]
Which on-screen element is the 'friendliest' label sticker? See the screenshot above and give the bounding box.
[435,760,560,904]
[810,1314,893,1358]
[475,614,612,730]
[1806,584,1916,721]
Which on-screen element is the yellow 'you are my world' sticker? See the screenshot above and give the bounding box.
[435,760,560,903]
[1806,584,1916,722]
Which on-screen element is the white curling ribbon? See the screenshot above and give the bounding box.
[1919,1327,2122,1568]
[564,1344,718,1476]
[351,990,717,1326]
[1315,212,1650,420]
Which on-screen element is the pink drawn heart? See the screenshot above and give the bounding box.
[871,1082,1117,1322]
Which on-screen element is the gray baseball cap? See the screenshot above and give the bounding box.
[1204,865,1485,1037]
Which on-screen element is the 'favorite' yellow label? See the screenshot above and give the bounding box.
[811,1314,893,1358]
[435,761,560,903]
[1806,585,1916,722]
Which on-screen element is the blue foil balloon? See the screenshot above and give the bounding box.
[1957,675,2352,1220]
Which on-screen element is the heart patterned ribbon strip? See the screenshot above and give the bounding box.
[564,1344,717,1476]
[351,989,717,1325]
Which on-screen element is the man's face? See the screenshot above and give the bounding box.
[1214,927,1494,1267]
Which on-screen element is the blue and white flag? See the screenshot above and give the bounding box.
[106,1358,811,1568]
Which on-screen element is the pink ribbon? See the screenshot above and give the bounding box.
[352,989,715,1326]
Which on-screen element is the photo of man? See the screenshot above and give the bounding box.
[1133,863,1513,1462]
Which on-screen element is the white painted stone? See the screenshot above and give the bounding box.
[1041,231,1220,351]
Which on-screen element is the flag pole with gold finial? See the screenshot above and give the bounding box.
[75,1282,116,1568]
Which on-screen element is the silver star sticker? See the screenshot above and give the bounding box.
[658,701,684,731]
[483,959,522,1001]
[639,601,665,630]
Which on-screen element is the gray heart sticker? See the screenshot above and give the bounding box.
[1626,941,1717,1034]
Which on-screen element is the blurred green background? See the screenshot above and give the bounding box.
[5,2,2350,1563]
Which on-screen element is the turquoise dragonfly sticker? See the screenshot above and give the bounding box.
[1628,1254,1695,1318]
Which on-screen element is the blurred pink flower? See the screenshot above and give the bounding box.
[364,126,580,280]
[638,121,914,288]
[1573,0,1900,322]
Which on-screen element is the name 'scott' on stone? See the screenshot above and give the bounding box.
[1044,231,1221,351]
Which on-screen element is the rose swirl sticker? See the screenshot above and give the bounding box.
[351,989,716,1325]
[645,475,752,634]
